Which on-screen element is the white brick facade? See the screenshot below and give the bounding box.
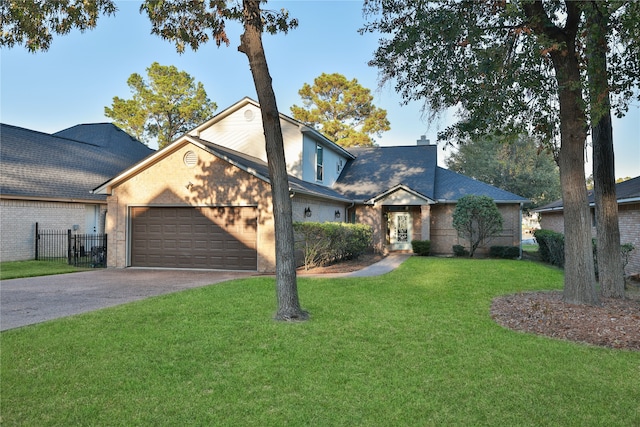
[0,199,105,262]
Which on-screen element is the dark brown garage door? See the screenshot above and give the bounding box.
[130,207,257,270]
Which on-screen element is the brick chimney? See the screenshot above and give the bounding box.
[417,135,431,145]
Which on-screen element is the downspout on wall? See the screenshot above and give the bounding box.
[519,202,524,259]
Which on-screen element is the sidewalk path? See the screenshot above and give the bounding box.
[301,253,412,278]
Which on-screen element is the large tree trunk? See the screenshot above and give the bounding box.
[239,0,308,320]
[524,1,599,306]
[551,52,599,306]
[586,2,625,298]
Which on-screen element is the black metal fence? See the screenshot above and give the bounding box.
[35,223,107,268]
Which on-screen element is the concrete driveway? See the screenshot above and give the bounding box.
[0,268,254,331]
[0,254,411,332]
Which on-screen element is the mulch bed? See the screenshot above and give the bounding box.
[491,290,640,351]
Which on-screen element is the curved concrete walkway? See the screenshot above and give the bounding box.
[0,254,412,331]
[299,253,412,278]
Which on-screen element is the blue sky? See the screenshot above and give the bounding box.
[1,0,638,178]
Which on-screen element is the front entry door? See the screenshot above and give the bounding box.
[389,211,412,251]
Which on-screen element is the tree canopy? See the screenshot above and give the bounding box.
[105,62,217,149]
[0,0,117,52]
[361,0,639,146]
[445,135,561,209]
[290,72,390,147]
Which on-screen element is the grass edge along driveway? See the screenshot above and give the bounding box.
[2,257,639,426]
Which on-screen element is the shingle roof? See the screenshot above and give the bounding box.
[1,123,154,201]
[53,123,153,160]
[608,175,640,201]
[333,145,437,201]
[433,167,528,202]
[334,145,527,203]
[535,175,640,212]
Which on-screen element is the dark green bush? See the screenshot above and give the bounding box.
[489,246,505,258]
[490,246,520,259]
[411,240,431,256]
[453,245,469,257]
[534,229,565,267]
[293,222,373,270]
[504,246,521,259]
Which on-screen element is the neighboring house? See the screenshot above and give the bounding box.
[0,123,154,262]
[94,98,527,272]
[535,176,640,276]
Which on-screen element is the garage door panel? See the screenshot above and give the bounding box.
[131,207,257,270]
[163,239,177,250]
[193,224,208,234]
[178,224,192,234]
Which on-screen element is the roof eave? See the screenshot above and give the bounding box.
[289,187,354,204]
[0,194,107,204]
[535,196,640,213]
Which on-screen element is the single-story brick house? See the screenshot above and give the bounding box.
[94,98,527,272]
[534,175,640,276]
[0,123,154,262]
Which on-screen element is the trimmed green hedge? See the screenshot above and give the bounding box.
[535,229,635,277]
[453,245,470,257]
[534,229,565,268]
[489,246,521,259]
[293,222,373,270]
[411,240,431,256]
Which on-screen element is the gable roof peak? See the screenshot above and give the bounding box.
[188,97,356,160]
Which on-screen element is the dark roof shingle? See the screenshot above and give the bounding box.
[535,175,640,211]
[1,123,154,201]
[334,145,527,203]
[333,145,437,201]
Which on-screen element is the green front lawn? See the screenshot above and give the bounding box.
[0,260,90,280]
[2,258,638,426]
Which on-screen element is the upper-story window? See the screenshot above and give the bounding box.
[316,144,324,181]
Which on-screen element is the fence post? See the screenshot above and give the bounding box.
[103,234,108,267]
[67,229,72,265]
[35,222,39,260]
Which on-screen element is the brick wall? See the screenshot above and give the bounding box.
[353,205,384,253]
[105,144,276,272]
[539,203,640,276]
[618,203,640,276]
[538,211,564,233]
[430,203,522,256]
[352,202,521,256]
[0,199,104,262]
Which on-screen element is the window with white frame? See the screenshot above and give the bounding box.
[316,144,324,181]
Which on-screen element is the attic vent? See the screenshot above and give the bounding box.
[244,109,255,121]
[183,150,198,167]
